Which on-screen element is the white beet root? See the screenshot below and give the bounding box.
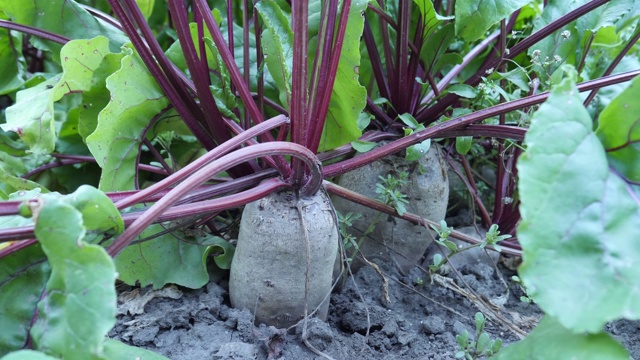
[332,143,449,273]
[229,188,338,328]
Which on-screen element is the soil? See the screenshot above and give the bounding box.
[108,245,640,360]
[109,246,530,360]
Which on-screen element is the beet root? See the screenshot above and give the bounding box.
[229,188,338,328]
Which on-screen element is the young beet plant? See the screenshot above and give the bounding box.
[0,0,371,357]
[4,1,376,348]
[0,0,639,359]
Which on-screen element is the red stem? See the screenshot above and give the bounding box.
[108,141,322,256]
[115,115,289,210]
[325,70,640,177]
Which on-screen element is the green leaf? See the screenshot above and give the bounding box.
[28,187,120,359]
[419,23,457,75]
[78,52,125,140]
[595,75,640,182]
[135,0,156,21]
[457,330,469,347]
[1,350,60,360]
[316,0,368,151]
[255,0,293,108]
[491,316,629,360]
[527,1,588,83]
[455,0,532,42]
[492,68,530,92]
[1,36,113,154]
[114,224,210,289]
[203,37,241,122]
[517,67,640,333]
[63,185,124,239]
[414,0,453,35]
[0,0,127,58]
[0,14,25,95]
[357,112,373,131]
[456,136,473,155]
[102,338,169,360]
[86,45,169,191]
[432,253,443,266]
[476,332,490,352]
[406,139,431,162]
[1,76,58,154]
[576,0,635,34]
[199,234,235,270]
[398,113,420,129]
[475,312,486,332]
[443,240,458,252]
[448,84,478,99]
[0,167,49,195]
[351,140,378,153]
[0,245,50,354]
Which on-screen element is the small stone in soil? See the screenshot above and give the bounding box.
[422,315,446,334]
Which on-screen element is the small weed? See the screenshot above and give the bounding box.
[337,211,362,263]
[511,275,533,304]
[428,221,510,274]
[455,312,503,359]
[375,172,410,215]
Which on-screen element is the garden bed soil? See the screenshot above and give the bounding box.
[109,248,640,359]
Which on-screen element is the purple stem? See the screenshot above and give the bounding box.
[106,0,215,149]
[168,1,230,147]
[324,180,522,256]
[108,141,323,256]
[194,0,290,177]
[0,20,70,44]
[363,20,390,100]
[419,0,611,121]
[307,0,353,154]
[115,115,289,210]
[289,0,310,187]
[584,27,640,106]
[325,70,640,177]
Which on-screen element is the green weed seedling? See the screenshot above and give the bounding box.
[428,221,510,274]
[511,275,532,304]
[375,172,410,216]
[455,312,503,359]
[337,211,362,263]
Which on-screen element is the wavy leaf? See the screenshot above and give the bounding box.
[1,36,113,154]
[517,67,640,333]
[86,45,169,191]
[23,186,122,359]
[114,224,210,289]
[255,0,293,108]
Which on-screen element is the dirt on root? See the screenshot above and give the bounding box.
[109,252,640,360]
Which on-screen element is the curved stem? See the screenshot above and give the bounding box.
[108,141,322,256]
[115,115,289,209]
